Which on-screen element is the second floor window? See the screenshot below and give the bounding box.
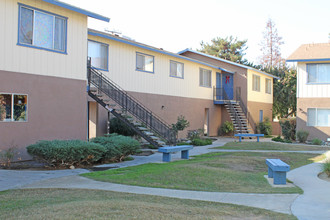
[18,4,67,53]
[307,63,330,83]
[199,68,211,87]
[265,78,272,94]
[252,74,260,92]
[170,61,184,78]
[88,40,108,71]
[136,52,154,73]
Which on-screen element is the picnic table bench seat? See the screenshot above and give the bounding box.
[266,159,290,185]
[158,145,193,162]
[234,133,264,142]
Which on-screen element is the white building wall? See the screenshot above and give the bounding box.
[88,34,219,100]
[0,0,88,81]
[297,62,330,98]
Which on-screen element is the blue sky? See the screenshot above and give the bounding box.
[63,0,329,64]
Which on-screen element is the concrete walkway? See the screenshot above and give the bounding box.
[1,138,330,219]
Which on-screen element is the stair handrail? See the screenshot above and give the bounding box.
[236,95,256,133]
[223,90,243,134]
[87,60,177,144]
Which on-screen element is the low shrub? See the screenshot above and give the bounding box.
[26,140,106,167]
[91,134,140,162]
[191,138,212,146]
[187,129,204,140]
[280,119,296,140]
[323,160,330,177]
[312,138,322,145]
[257,117,272,135]
[221,121,234,135]
[296,130,309,143]
[177,142,190,146]
[109,117,137,136]
[272,136,284,142]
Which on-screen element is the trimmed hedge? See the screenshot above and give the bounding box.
[191,138,212,146]
[91,134,140,162]
[26,140,106,167]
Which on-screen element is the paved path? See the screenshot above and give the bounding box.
[1,138,330,219]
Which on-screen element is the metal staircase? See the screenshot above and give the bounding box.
[222,90,251,134]
[87,60,177,148]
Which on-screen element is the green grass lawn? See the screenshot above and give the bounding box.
[215,141,330,151]
[83,151,320,194]
[0,189,297,220]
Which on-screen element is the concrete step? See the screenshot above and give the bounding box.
[150,136,160,140]
[138,127,148,131]
[144,131,154,136]
[90,87,97,92]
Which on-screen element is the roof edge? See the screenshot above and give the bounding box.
[286,58,330,62]
[178,49,279,79]
[42,0,110,22]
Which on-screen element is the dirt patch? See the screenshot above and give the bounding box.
[318,172,330,182]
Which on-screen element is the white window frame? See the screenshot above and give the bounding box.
[136,52,154,73]
[252,74,260,92]
[170,60,184,79]
[199,68,212,87]
[307,63,330,84]
[17,4,67,54]
[88,40,109,71]
[307,108,330,127]
[0,93,28,122]
[265,78,272,94]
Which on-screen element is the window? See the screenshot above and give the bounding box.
[136,52,154,73]
[170,61,184,78]
[199,68,212,87]
[307,63,330,83]
[252,74,260,92]
[307,108,330,127]
[88,40,108,71]
[265,78,272,94]
[18,4,67,53]
[0,94,27,122]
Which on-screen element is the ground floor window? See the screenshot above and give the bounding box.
[0,94,27,122]
[307,108,330,127]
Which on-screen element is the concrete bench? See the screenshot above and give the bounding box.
[266,159,290,185]
[158,145,193,162]
[234,133,264,142]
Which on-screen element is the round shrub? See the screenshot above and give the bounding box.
[312,138,322,145]
[257,117,272,135]
[221,121,234,135]
[109,117,137,136]
[296,130,309,143]
[91,134,140,162]
[26,140,106,167]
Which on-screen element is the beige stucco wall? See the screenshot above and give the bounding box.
[297,97,330,141]
[247,69,273,103]
[0,0,88,80]
[296,62,330,98]
[88,34,220,101]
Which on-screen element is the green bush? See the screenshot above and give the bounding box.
[109,117,137,136]
[323,160,330,177]
[257,117,272,135]
[91,134,140,162]
[187,129,204,140]
[26,140,106,167]
[191,138,212,146]
[221,121,234,135]
[177,142,190,146]
[280,119,296,140]
[312,138,322,145]
[296,130,309,143]
[272,136,284,142]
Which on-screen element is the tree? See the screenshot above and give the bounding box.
[263,66,297,118]
[260,18,284,68]
[198,36,248,64]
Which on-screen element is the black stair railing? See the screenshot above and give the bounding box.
[236,94,256,133]
[223,89,244,134]
[87,60,177,145]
